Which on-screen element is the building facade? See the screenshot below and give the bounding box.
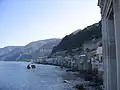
[82,38,103,77]
[98,0,120,90]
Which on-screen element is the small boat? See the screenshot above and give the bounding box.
[31,64,36,69]
[27,64,36,69]
[27,64,31,69]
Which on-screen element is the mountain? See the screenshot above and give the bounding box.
[0,47,24,61]
[50,21,101,56]
[72,29,81,35]
[0,46,23,56]
[0,38,61,61]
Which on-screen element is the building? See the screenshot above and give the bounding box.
[98,0,120,90]
[82,38,102,70]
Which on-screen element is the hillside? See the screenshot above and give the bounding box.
[0,38,61,61]
[50,21,101,55]
[0,46,23,56]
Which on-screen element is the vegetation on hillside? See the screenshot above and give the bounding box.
[51,21,101,55]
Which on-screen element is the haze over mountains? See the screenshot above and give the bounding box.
[0,38,61,61]
[0,21,102,62]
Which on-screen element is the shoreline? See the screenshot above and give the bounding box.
[55,66,104,90]
[31,63,104,90]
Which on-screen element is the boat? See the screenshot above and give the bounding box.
[27,64,36,69]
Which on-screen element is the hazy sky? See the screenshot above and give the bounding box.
[0,0,101,48]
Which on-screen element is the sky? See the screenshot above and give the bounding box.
[0,0,101,48]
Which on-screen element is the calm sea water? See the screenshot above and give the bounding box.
[0,61,74,90]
